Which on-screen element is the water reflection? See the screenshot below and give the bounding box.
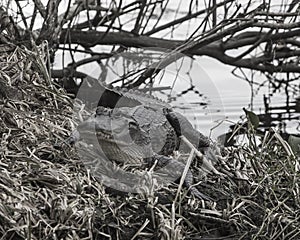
[164,80,299,147]
[261,95,299,129]
[220,94,299,147]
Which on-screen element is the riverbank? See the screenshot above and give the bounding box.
[0,44,299,239]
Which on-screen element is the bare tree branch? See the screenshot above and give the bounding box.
[3,0,300,87]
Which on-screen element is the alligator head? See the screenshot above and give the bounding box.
[77,106,153,163]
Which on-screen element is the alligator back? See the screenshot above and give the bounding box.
[117,88,170,109]
[128,105,178,156]
[97,81,170,109]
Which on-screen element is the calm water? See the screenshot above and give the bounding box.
[140,55,300,140]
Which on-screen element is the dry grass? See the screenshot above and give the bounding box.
[0,43,299,239]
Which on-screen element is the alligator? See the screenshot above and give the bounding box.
[67,81,222,200]
[69,105,214,201]
[80,80,211,152]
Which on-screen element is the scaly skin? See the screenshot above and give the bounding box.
[164,108,210,151]
[90,82,211,151]
[68,106,213,201]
